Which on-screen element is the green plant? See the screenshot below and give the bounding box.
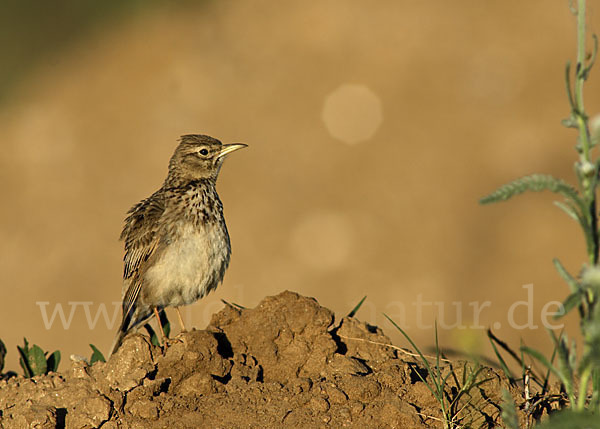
[384,317,492,429]
[221,299,247,310]
[534,409,600,429]
[17,338,60,378]
[480,0,599,415]
[501,388,520,429]
[347,295,367,318]
[0,338,6,373]
[89,344,106,364]
[488,330,567,427]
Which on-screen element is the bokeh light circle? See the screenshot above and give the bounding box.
[321,84,383,144]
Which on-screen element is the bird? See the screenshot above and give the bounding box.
[109,134,247,356]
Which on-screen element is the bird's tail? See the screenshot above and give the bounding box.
[109,302,138,357]
[109,307,155,357]
[109,322,129,357]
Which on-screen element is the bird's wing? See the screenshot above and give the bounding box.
[119,190,166,325]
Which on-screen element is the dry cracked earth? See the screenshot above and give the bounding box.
[0,292,541,428]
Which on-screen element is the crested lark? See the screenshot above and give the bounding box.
[110,134,246,355]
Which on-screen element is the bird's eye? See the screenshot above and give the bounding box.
[198,148,209,156]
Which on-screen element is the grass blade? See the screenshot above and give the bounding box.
[487,331,516,384]
[347,296,367,318]
[384,314,441,398]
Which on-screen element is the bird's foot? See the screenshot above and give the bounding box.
[161,334,188,350]
[160,337,172,350]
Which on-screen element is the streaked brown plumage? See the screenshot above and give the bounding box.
[110,134,247,355]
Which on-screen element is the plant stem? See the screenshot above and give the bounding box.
[577,367,591,410]
[575,0,588,139]
[575,0,587,120]
[573,0,598,263]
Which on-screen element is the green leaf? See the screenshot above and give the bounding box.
[16,339,59,377]
[521,345,566,388]
[579,317,600,376]
[553,199,592,249]
[591,368,600,410]
[548,332,576,404]
[347,296,367,318]
[564,61,576,113]
[159,309,171,339]
[17,338,33,378]
[500,389,519,429]
[0,338,6,373]
[46,350,60,373]
[479,174,581,206]
[535,410,600,429]
[581,34,598,81]
[18,357,32,378]
[568,336,578,380]
[557,290,584,319]
[89,344,106,364]
[553,200,581,222]
[553,258,581,293]
[144,323,160,347]
[28,344,47,376]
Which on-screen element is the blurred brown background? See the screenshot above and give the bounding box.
[1,0,599,371]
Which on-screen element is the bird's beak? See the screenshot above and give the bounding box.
[216,143,248,160]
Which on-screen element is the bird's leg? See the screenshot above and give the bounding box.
[153,307,168,345]
[175,307,187,333]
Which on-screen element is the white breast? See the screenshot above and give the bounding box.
[144,223,229,306]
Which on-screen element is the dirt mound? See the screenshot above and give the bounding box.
[0,292,513,428]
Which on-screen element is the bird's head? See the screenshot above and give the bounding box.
[167,134,247,184]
